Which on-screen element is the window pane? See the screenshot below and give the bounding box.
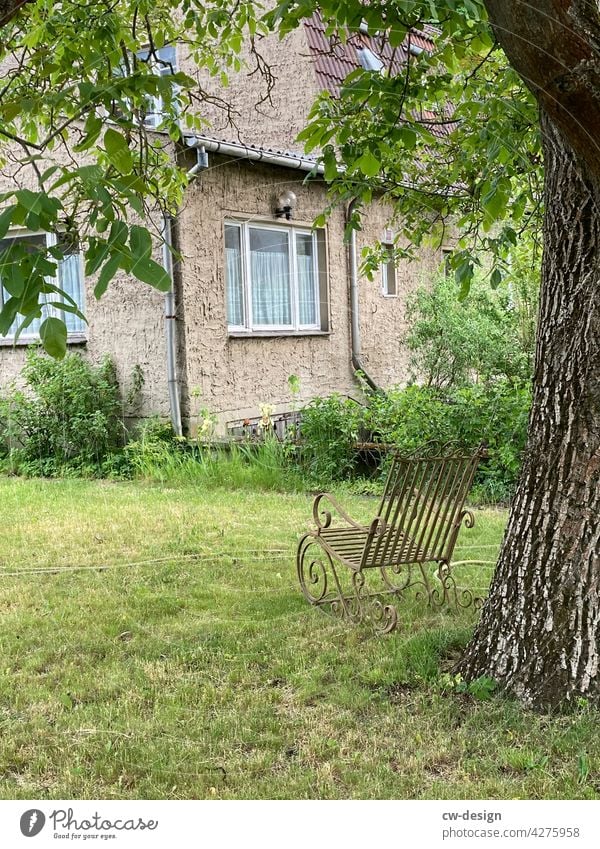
[249,228,291,326]
[296,233,317,326]
[382,245,396,295]
[156,45,176,75]
[0,234,47,337]
[138,45,176,127]
[59,253,85,333]
[225,225,244,327]
[0,234,85,338]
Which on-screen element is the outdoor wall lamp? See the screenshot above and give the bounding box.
[275,189,297,220]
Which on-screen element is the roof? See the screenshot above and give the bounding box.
[304,12,435,98]
[303,13,452,140]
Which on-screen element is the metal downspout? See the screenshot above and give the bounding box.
[162,213,183,436]
[347,198,380,393]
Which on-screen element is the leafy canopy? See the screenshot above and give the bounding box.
[0,0,269,355]
[267,0,541,293]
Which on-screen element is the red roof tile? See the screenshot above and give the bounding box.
[304,12,436,97]
[303,13,453,138]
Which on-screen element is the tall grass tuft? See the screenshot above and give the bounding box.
[125,428,304,492]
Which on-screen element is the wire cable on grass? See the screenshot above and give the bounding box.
[0,549,290,577]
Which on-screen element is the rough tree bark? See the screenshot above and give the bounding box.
[458,1,600,708]
[0,0,31,28]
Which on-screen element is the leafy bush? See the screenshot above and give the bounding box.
[405,269,538,387]
[293,259,538,501]
[298,394,363,485]
[0,349,124,476]
[299,381,531,502]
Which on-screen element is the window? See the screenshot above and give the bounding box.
[381,243,397,296]
[225,221,324,333]
[0,231,85,341]
[136,45,177,128]
[441,248,452,277]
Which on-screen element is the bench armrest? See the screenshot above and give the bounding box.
[312,492,367,531]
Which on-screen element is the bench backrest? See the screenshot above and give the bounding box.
[363,446,484,568]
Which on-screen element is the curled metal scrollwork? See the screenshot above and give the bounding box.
[370,599,399,635]
[311,492,365,531]
[297,536,333,604]
[461,509,475,529]
[312,494,333,530]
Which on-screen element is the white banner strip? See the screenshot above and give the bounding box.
[0,800,598,848]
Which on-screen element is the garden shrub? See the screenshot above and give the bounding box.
[299,381,531,503]
[0,349,124,476]
[405,269,538,388]
[297,394,363,485]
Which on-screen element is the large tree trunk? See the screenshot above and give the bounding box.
[457,109,600,709]
[0,0,30,28]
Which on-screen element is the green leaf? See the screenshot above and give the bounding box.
[355,150,381,178]
[94,254,121,299]
[456,260,474,300]
[103,129,134,175]
[85,240,111,276]
[40,316,68,359]
[0,206,15,240]
[0,297,19,335]
[400,127,418,149]
[490,268,502,288]
[108,220,128,247]
[74,115,103,153]
[129,225,153,262]
[131,257,171,292]
[15,189,42,214]
[0,101,21,121]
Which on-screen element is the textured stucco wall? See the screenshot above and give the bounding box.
[180,27,320,151]
[175,154,356,432]
[356,202,445,388]
[174,157,446,432]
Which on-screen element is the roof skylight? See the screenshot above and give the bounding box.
[357,46,384,72]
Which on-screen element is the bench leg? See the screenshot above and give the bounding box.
[297,535,398,634]
[435,560,483,609]
[380,560,482,610]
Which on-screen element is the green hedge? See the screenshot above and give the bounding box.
[299,381,531,502]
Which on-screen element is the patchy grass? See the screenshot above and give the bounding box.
[0,478,598,800]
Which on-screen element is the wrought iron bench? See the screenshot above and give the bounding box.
[297,444,486,634]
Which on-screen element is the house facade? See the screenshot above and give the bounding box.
[0,15,446,434]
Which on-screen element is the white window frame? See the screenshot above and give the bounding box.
[225,219,321,334]
[0,229,86,343]
[381,242,397,298]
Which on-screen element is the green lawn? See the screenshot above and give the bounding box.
[0,478,598,800]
